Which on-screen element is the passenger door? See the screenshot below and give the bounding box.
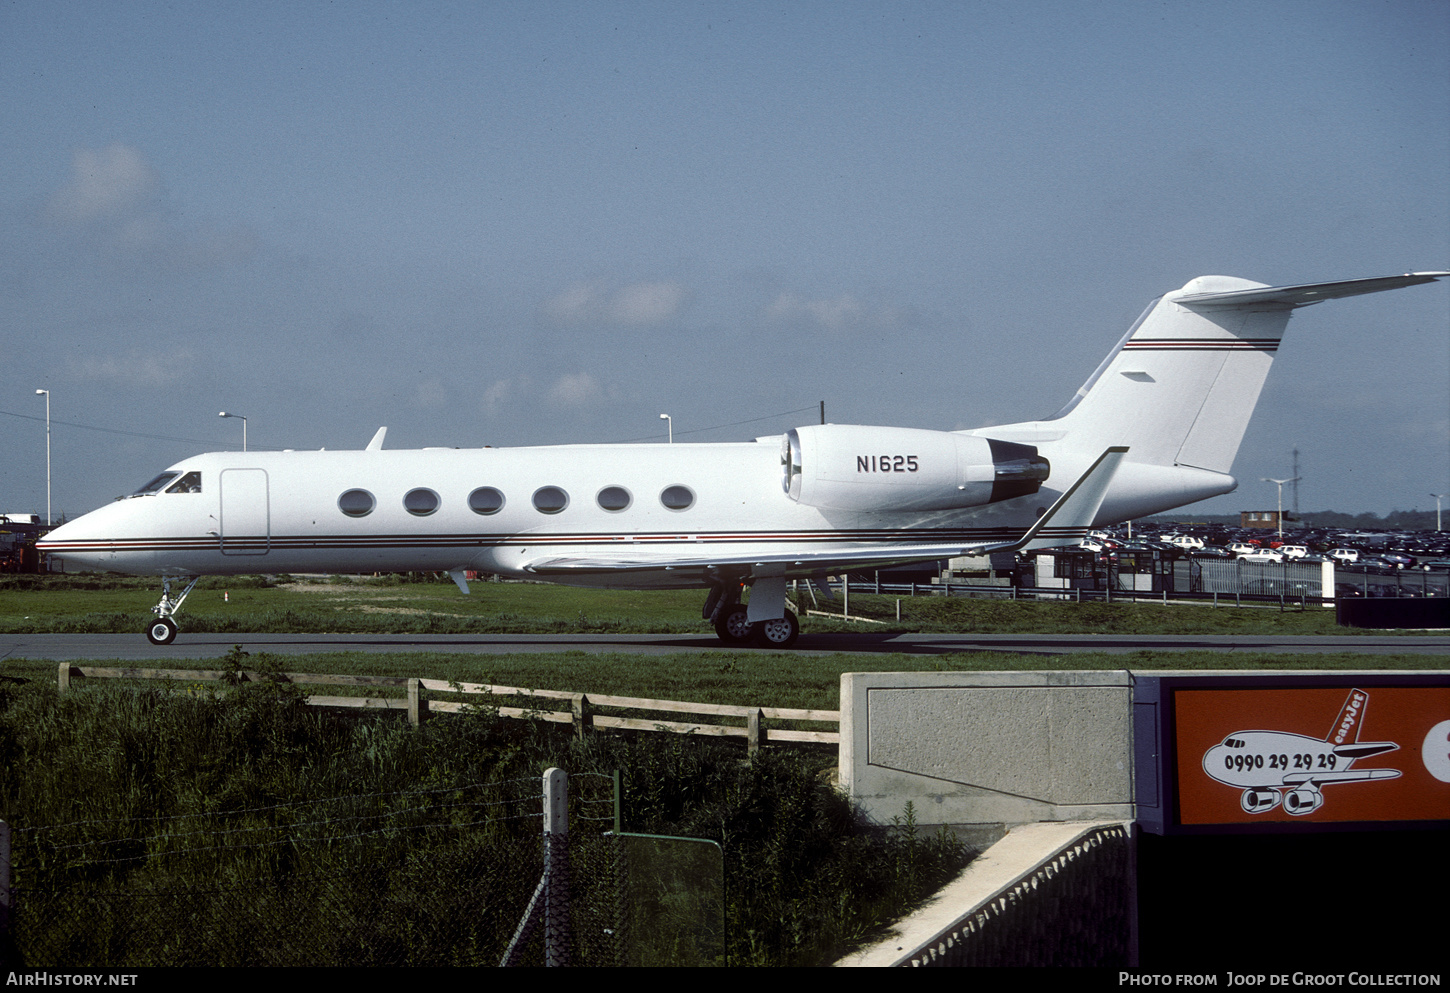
[219,468,270,556]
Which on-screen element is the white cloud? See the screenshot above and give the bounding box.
[768,291,897,333]
[45,143,256,267]
[542,280,691,327]
[480,378,514,413]
[67,348,196,386]
[48,144,161,226]
[547,372,604,405]
[607,282,690,325]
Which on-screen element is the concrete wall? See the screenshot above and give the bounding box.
[840,670,1134,827]
[836,821,1134,968]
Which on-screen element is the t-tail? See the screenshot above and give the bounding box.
[1325,687,1399,762]
[973,271,1448,520]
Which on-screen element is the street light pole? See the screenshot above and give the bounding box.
[659,413,672,444]
[35,389,50,526]
[1433,493,1449,532]
[1261,477,1299,543]
[219,411,248,452]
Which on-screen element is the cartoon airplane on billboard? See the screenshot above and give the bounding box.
[1202,688,1401,816]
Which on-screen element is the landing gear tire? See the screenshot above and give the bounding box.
[714,604,755,644]
[753,609,799,649]
[146,617,178,646]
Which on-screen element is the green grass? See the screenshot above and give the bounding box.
[3,648,1443,715]
[0,674,966,966]
[2,574,1443,966]
[0,572,1399,638]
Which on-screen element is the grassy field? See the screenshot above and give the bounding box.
[5,647,1444,714]
[0,571,1391,638]
[0,672,966,966]
[2,574,1442,966]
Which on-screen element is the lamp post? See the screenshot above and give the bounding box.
[35,389,50,526]
[1433,494,1449,532]
[1261,476,1299,543]
[219,411,247,452]
[659,413,672,444]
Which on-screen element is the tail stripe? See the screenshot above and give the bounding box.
[1125,338,1280,352]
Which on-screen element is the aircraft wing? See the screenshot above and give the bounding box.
[1283,769,1403,787]
[525,446,1127,581]
[1176,271,1449,309]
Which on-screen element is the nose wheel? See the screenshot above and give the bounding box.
[145,576,200,646]
[147,617,179,646]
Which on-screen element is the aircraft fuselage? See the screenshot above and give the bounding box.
[43,439,1074,587]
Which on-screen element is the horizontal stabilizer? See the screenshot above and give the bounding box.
[1176,272,1449,309]
[1332,741,1399,760]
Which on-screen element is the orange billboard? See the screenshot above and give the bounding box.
[1174,686,1450,825]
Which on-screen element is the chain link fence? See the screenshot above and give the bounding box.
[7,770,654,967]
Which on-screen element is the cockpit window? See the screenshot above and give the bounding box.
[134,472,179,496]
[165,471,202,494]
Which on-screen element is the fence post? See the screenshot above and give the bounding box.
[407,677,427,726]
[0,820,10,949]
[57,663,71,694]
[748,708,765,757]
[543,767,570,967]
[573,694,593,739]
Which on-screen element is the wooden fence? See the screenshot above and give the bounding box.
[54,665,840,754]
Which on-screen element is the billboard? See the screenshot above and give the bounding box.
[1135,674,1450,833]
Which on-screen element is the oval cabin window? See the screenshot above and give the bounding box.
[339,489,376,518]
[404,488,440,516]
[532,486,569,514]
[596,485,631,512]
[468,487,505,515]
[660,485,695,511]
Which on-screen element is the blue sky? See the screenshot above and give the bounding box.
[3,0,1447,520]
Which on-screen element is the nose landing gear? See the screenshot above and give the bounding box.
[146,576,200,645]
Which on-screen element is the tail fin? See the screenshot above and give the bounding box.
[1327,687,1368,745]
[1048,272,1447,474]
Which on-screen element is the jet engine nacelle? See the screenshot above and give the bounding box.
[782,425,1049,512]
[1283,787,1325,816]
[1240,788,1282,814]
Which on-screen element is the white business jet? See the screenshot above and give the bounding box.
[38,270,1448,647]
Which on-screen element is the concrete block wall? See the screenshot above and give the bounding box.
[840,670,1134,827]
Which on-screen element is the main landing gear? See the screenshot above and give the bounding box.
[704,581,800,649]
[146,575,200,645]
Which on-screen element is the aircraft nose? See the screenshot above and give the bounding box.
[36,507,116,568]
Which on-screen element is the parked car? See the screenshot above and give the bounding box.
[1280,545,1309,559]
[1329,548,1360,565]
[1240,551,1285,564]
